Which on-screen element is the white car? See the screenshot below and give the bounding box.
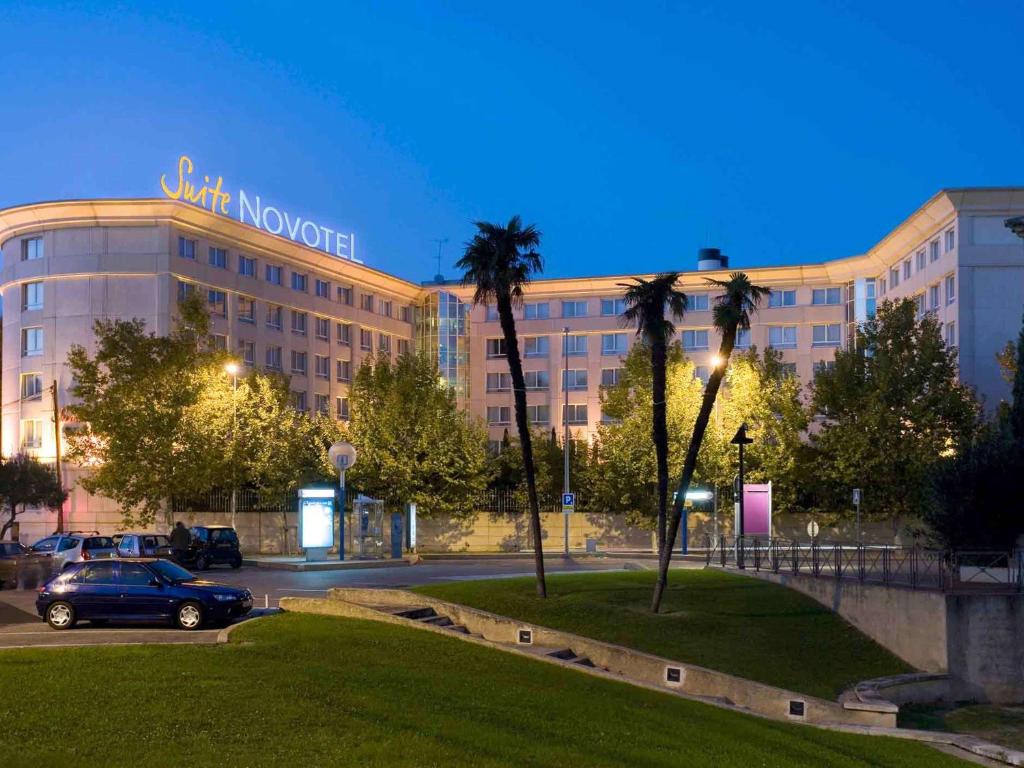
[31,533,117,571]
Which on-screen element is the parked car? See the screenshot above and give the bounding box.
[183,525,243,570]
[35,558,253,630]
[116,533,173,559]
[0,541,50,589]
[30,534,117,571]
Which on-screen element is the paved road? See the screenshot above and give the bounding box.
[0,556,671,648]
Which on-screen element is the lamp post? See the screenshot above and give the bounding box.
[563,326,570,556]
[225,361,239,529]
[731,423,753,567]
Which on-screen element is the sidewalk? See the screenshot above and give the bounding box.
[242,555,414,572]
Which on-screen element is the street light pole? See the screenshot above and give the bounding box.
[225,362,240,529]
[731,423,753,568]
[563,326,570,556]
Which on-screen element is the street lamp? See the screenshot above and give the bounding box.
[225,361,240,528]
[1006,216,1024,240]
[562,326,570,556]
[731,423,753,567]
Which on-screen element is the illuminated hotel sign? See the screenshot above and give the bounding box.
[159,154,360,263]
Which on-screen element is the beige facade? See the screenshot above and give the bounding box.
[2,188,1024,538]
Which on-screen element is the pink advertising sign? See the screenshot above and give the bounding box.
[742,483,772,537]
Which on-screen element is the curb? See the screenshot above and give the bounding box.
[216,609,283,644]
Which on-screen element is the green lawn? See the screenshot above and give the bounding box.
[414,569,912,699]
[901,703,1024,751]
[0,613,961,767]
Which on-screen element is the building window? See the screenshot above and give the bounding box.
[177,237,195,260]
[315,355,330,379]
[238,297,256,324]
[768,326,797,349]
[485,305,500,321]
[916,250,926,272]
[562,369,588,391]
[681,329,709,351]
[209,247,227,269]
[813,360,836,376]
[562,300,588,318]
[945,229,955,253]
[400,305,412,323]
[265,265,283,285]
[265,345,283,371]
[338,285,354,305]
[379,334,392,354]
[811,287,841,305]
[694,366,710,384]
[812,323,841,347]
[291,311,308,336]
[21,327,43,357]
[945,274,956,304]
[524,336,549,357]
[20,373,43,400]
[314,393,330,415]
[600,298,626,316]
[524,302,549,320]
[337,323,352,346]
[929,284,940,311]
[315,317,330,341]
[22,281,43,311]
[486,372,512,392]
[21,419,43,449]
[601,333,627,355]
[291,391,308,412]
[336,396,350,420]
[563,334,588,356]
[688,294,710,311]
[780,362,797,378]
[397,339,410,356]
[735,329,751,349]
[210,334,228,351]
[207,290,227,318]
[946,322,956,347]
[914,293,926,319]
[889,267,900,288]
[315,279,330,298]
[903,260,911,281]
[239,255,256,277]
[266,305,283,331]
[768,289,796,308]
[527,404,550,424]
[22,237,44,261]
[360,329,373,351]
[563,404,588,425]
[524,370,550,390]
[486,338,508,358]
[487,406,512,425]
[290,272,307,293]
[361,293,374,312]
[177,281,196,302]
[239,340,255,367]
[291,351,308,375]
[601,368,622,387]
[336,359,352,382]
[930,240,940,262]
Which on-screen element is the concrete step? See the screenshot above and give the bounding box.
[421,615,454,627]
[445,624,471,635]
[391,606,437,621]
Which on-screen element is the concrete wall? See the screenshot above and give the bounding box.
[946,593,1024,702]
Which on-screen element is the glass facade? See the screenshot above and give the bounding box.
[416,290,471,400]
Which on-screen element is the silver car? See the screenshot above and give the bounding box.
[116,533,173,558]
[32,534,117,571]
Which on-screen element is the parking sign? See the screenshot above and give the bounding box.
[562,492,576,513]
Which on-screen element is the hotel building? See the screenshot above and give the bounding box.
[2,188,1024,536]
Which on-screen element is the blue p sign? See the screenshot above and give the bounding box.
[562,492,575,512]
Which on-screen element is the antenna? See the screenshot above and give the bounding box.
[432,237,449,282]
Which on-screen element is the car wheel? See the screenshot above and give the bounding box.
[176,601,203,630]
[46,601,76,630]
[230,553,242,569]
[195,554,209,571]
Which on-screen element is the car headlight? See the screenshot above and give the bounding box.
[212,593,237,602]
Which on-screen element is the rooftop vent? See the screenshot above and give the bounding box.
[697,247,729,272]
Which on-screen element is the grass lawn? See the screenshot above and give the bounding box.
[901,703,1024,751]
[414,569,912,699]
[0,613,962,767]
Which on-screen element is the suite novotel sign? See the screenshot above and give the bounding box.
[159,154,361,263]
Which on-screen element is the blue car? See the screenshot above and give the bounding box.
[36,559,253,631]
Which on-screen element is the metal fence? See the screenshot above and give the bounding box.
[704,535,1024,593]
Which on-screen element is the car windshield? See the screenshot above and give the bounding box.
[148,559,196,583]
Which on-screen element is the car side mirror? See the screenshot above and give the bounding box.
[149,578,163,588]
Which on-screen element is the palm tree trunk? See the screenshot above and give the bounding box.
[497,293,547,597]
[651,328,737,613]
[651,338,669,554]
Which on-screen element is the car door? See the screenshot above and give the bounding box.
[117,562,170,618]
[211,529,238,563]
[67,561,120,619]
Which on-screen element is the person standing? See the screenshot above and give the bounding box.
[170,521,190,563]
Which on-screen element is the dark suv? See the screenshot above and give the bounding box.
[185,526,242,570]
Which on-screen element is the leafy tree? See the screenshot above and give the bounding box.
[1011,311,1024,442]
[0,454,68,540]
[619,273,688,553]
[457,216,548,597]
[653,272,770,612]
[346,352,488,520]
[806,298,979,529]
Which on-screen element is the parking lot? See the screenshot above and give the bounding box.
[0,556,657,648]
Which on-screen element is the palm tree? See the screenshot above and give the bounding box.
[619,273,688,554]
[457,216,548,597]
[651,272,770,612]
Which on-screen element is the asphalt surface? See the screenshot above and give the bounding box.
[0,556,665,648]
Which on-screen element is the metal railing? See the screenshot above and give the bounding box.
[704,535,1023,593]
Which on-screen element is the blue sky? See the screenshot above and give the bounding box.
[1,1,1022,281]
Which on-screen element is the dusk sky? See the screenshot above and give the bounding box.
[2,1,1023,281]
